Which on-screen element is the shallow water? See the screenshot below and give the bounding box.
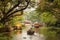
[0,24,45,40]
[0,30,45,40]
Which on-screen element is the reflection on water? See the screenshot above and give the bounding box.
[0,30,22,40]
[0,30,45,40]
[0,23,45,40]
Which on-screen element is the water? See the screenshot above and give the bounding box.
[0,24,45,40]
[0,32,13,40]
[0,30,45,40]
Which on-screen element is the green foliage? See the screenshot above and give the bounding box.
[9,16,24,26]
[28,11,57,26]
[27,11,41,22]
[0,0,30,25]
[35,0,60,27]
[0,23,3,28]
[36,0,60,19]
[40,12,57,24]
[39,27,60,40]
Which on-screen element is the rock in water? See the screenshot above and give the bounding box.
[27,29,34,35]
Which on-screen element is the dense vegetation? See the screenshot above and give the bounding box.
[0,0,60,40]
[27,0,60,40]
[0,0,30,25]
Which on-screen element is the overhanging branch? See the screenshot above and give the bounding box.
[0,0,30,24]
[6,0,22,16]
[9,11,23,18]
[51,9,60,19]
[10,14,23,18]
[7,0,29,17]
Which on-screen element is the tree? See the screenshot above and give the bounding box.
[40,12,57,26]
[0,0,30,25]
[36,0,60,19]
[36,0,60,27]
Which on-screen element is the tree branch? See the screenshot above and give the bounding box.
[0,0,30,24]
[9,11,23,18]
[51,9,60,19]
[6,0,22,15]
[7,0,29,17]
[10,14,23,17]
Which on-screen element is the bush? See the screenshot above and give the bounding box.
[39,27,60,40]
